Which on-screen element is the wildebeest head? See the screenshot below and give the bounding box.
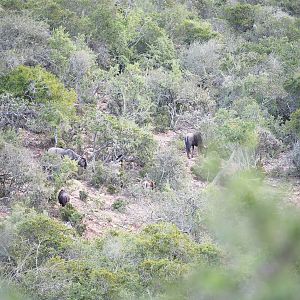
[78,157,87,169]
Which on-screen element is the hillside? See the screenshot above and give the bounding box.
[0,0,300,299]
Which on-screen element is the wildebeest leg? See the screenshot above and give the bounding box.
[191,145,194,158]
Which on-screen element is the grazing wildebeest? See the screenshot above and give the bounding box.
[58,189,70,207]
[184,132,203,159]
[142,180,156,190]
[48,147,87,169]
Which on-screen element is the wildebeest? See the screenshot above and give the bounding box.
[48,147,87,169]
[58,189,70,207]
[184,132,203,159]
[142,180,156,190]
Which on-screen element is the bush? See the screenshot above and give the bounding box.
[284,72,300,95]
[0,93,37,131]
[138,259,188,290]
[179,18,218,44]
[85,111,157,166]
[90,161,123,192]
[292,141,300,173]
[0,65,77,129]
[146,67,215,130]
[214,109,257,149]
[146,34,177,69]
[106,64,154,125]
[288,109,300,139]
[147,147,187,190]
[0,13,49,73]
[191,151,222,182]
[41,153,78,196]
[112,199,127,212]
[60,203,86,235]
[138,223,216,263]
[0,139,51,209]
[1,209,74,271]
[225,3,256,31]
[256,128,282,158]
[49,27,98,95]
[79,190,88,202]
[20,257,130,300]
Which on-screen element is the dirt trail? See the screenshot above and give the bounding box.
[67,131,207,239]
[68,180,149,239]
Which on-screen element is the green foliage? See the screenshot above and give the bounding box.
[88,1,129,57]
[90,161,123,192]
[292,141,300,174]
[0,139,50,208]
[138,259,188,289]
[161,171,300,299]
[137,223,218,263]
[0,66,76,128]
[0,13,49,73]
[146,33,177,68]
[79,190,88,202]
[147,147,187,190]
[60,203,85,235]
[52,158,78,192]
[22,0,85,35]
[107,64,154,125]
[191,151,222,182]
[179,18,218,44]
[49,27,97,92]
[288,109,300,138]
[112,199,127,212]
[225,3,256,31]
[272,0,300,16]
[214,109,257,148]
[1,209,74,271]
[86,111,156,166]
[22,257,130,300]
[284,72,300,95]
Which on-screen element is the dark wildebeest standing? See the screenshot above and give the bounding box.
[58,189,70,207]
[48,147,87,169]
[184,132,203,159]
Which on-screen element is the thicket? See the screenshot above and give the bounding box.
[0,0,300,298]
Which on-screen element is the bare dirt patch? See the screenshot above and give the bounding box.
[67,180,149,239]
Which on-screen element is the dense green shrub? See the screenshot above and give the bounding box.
[0,13,50,73]
[86,111,157,166]
[0,140,51,208]
[107,64,154,125]
[292,141,300,173]
[60,203,86,235]
[146,147,187,190]
[178,18,218,44]
[214,109,257,148]
[42,152,77,196]
[138,259,188,290]
[288,109,300,138]
[112,199,127,212]
[225,3,256,31]
[21,257,131,300]
[0,66,76,128]
[284,72,300,96]
[0,210,74,271]
[191,151,222,182]
[90,161,124,192]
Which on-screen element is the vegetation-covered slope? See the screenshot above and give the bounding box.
[0,0,300,299]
